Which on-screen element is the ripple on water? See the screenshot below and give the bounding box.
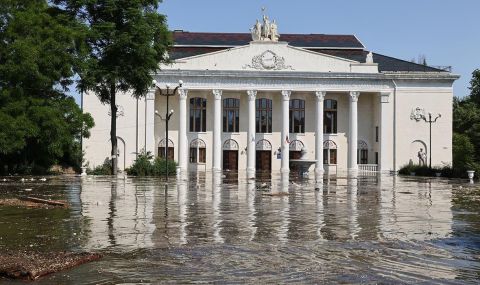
[0,173,479,284]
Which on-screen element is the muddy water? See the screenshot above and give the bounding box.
[0,174,479,284]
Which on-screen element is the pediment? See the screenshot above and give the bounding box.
[163,42,378,73]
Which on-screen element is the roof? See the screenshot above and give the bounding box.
[170,31,447,73]
[173,31,364,49]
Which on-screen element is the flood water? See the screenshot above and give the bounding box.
[0,173,479,284]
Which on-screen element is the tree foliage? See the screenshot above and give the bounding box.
[55,0,171,174]
[0,1,94,174]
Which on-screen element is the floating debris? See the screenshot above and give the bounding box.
[0,198,68,208]
[0,251,102,280]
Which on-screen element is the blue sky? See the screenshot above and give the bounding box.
[72,0,478,102]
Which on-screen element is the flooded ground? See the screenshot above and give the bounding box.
[0,173,479,284]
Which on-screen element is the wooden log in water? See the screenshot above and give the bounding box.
[18,197,67,207]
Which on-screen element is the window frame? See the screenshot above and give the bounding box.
[223,98,240,133]
[289,99,305,133]
[324,99,338,134]
[189,97,207,132]
[256,98,272,133]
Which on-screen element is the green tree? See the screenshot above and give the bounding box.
[56,0,171,174]
[0,1,94,174]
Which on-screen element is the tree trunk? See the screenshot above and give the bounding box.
[110,84,118,175]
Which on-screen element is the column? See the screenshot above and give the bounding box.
[379,91,391,173]
[348,91,360,174]
[145,90,155,154]
[213,89,222,172]
[315,91,326,176]
[177,88,188,174]
[247,90,257,177]
[281,90,291,173]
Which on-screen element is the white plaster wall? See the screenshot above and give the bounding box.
[394,84,453,169]
[83,91,148,171]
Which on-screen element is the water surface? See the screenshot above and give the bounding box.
[0,174,479,284]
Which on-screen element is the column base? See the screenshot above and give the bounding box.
[176,167,188,178]
[246,168,255,179]
[347,168,359,177]
[314,168,324,176]
[280,168,290,174]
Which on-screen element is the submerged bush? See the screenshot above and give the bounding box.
[126,151,177,176]
[87,159,112,175]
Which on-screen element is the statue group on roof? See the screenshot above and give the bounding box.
[250,9,280,42]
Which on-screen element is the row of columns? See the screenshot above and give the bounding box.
[174,88,390,176]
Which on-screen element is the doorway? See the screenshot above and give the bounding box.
[223,150,238,171]
[256,150,272,172]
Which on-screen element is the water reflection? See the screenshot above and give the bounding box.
[0,174,479,283]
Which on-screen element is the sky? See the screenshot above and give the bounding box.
[72,0,478,103]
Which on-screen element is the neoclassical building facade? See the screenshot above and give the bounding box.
[83,18,458,177]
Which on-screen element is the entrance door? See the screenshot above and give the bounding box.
[223,150,238,171]
[256,150,272,172]
[289,151,302,172]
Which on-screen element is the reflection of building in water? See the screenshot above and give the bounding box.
[80,179,155,249]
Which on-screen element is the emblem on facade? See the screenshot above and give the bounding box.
[250,7,280,42]
[410,107,426,121]
[243,50,293,71]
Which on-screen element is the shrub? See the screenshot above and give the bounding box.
[125,151,177,176]
[153,158,177,176]
[87,158,112,175]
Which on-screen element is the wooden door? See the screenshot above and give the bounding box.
[289,151,301,172]
[256,150,272,172]
[223,150,238,171]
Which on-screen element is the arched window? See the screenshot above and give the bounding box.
[357,140,368,164]
[223,98,240,132]
[289,99,305,133]
[158,138,174,160]
[256,98,272,133]
[190,98,207,132]
[190,139,206,163]
[323,140,337,165]
[324,99,337,134]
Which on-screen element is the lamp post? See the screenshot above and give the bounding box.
[422,112,441,169]
[152,79,183,181]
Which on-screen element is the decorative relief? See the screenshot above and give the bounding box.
[178,88,188,99]
[410,107,426,122]
[256,139,272,151]
[366,52,374,64]
[190,138,206,148]
[212,89,222,99]
[159,138,174,148]
[349,91,360,102]
[108,105,124,117]
[323,140,337,149]
[223,139,239,150]
[289,140,304,151]
[358,140,368,150]
[243,50,293,71]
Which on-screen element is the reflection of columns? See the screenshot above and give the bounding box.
[348,91,360,173]
[379,92,391,173]
[281,90,291,173]
[177,181,187,245]
[212,172,223,243]
[177,88,188,174]
[315,91,326,176]
[145,90,156,153]
[247,90,257,177]
[213,90,222,172]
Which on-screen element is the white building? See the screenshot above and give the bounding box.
[83,16,458,177]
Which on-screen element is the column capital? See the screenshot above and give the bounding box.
[178,88,188,99]
[380,91,391,103]
[146,88,156,100]
[349,91,360,102]
[281,90,291,100]
[315,91,326,101]
[247,90,257,101]
[212,89,222,100]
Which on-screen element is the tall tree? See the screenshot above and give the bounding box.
[0,1,94,174]
[56,0,171,174]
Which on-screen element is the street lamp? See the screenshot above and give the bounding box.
[152,79,183,180]
[421,112,441,169]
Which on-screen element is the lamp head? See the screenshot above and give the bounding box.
[169,109,174,115]
[152,79,157,86]
[155,110,159,114]
[166,83,171,89]
[178,80,183,87]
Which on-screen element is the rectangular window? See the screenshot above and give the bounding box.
[223,98,240,132]
[324,100,338,134]
[375,126,379,142]
[256,98,272,133]
[375,152,379,164]
[199,148,206,163]
[289,99,305,133]
[358,149,368,164]
[329,149,337,164]
[189,148,197,163]
[158,147,174,160]
[189,98,207,132]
